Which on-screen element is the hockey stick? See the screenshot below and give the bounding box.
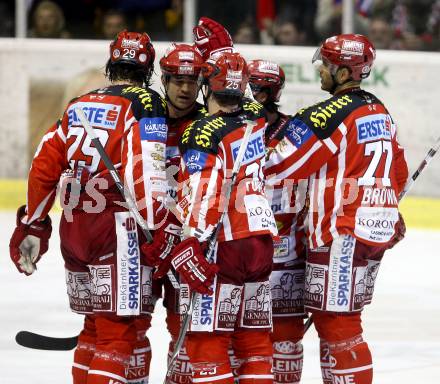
[15,108,177,351]
[15,331,78,351]
[164,119,257,383]
[399,134,440,199]
[303,133,440,334]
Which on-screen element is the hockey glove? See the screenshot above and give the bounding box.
[141,217,182,279]
[193,17,234,61]
[387,212,406,250]
[9,205,52,275]
[171,237,219,295]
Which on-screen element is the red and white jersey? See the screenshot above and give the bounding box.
[266,89,408,249]
[165,103,208,205]
[177,100,278,243]
[265,112,307,264]
[26,84,168,228]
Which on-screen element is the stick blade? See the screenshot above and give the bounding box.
[15,331,78,351]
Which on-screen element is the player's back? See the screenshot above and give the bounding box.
[296,89,407,247]
[63,84,165,177]
[178,100,277,242]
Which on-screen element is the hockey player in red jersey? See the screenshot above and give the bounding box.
[142,42,208,384]
[147,51,278,383]
[265,34,408,384]
[9,31,168,384]
[249,59,308,384]
[176,51,278,384]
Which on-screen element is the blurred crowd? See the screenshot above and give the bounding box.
[2,0,440,51]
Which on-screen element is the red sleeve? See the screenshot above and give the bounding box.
[392,133,409,196]
[26,119,68,223]
[176,149,224,241]
[121,111,168,230]
[265,117,346,182]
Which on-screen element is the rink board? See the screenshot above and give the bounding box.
[1,179,438,229]
[0,39,440,198]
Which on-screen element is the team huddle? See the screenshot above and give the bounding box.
[9,16,408,384]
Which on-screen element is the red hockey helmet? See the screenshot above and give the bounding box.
[160,43,204,77]
[110,30,155,69]
[312,34,376,81]
[200,52,249,97]
[248,60,285,103]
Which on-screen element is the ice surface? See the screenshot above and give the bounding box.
[1,212,439,383]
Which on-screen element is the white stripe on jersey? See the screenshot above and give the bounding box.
[56,124,66,143]
[276,141,322,180]
[338,122,348,135]
[124,106,135,132]
[33,131,56,159]
[193,373,234,382]
[141,139,154,227]
[198,157,221,233]
[222,212,233,241]
[27,190,55,224]
[308,173,316,245]
[329,124,348,241]
[315,164,328,247]
[323,137,338,153]
[125,127,136,211]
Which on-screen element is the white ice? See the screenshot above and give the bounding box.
[1,211,439,383]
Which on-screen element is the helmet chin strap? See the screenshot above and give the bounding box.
[329,74,339,95]
[201,85,210,108]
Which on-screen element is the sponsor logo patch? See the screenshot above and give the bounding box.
[178,51,195,61]
[356,113,391,143]
[121,39,140,50]
[140,266,154,314]
[190,277,216,332]
[231,129,265,165]
[273,236,289,259]
[285,118,312,148]
[354,206,398,243]
[341,40,364,56]
[116,212,141,316]
[241,281,272,328]
[215,284,243,331]
[183,149,208,174]
[258,61,280,75]
[270,270,305,316]
[326,235,355,312]
[304,263,326,309]
[66,270,92,314]
[67,102,121,130]
[139,117,167,143]
[178,64,194,75]
[89,265,113,311]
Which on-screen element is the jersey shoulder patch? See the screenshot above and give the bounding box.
[241,99,266,120]
[179,115,227,155]
[120,86,167,120]
[296,91,375,139]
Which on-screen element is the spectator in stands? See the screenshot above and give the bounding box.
[314,0,368,41]
[233,21,260,44]
[99,9,128,40]
[273,19,305,46]
[28,0,71,38]
[368,17,395,49]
